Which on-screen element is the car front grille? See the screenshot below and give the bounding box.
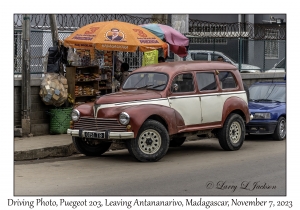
[74,117,127,132]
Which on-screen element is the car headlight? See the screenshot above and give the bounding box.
[71,109,80,122]
[119,112,130,125]
[253,112,271,119]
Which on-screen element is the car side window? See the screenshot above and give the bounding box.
[218,71,237,89]
[212,54,223,61]
[196,72,217,91]
[190,53,208,61]
[171,73,194,93]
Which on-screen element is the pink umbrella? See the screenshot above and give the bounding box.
[140,23,189,57]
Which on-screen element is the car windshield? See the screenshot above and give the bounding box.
[249,83,286,103]
[122,72,168,91]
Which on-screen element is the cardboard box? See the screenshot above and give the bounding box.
[52,94,60,101]
[45,85,50,90]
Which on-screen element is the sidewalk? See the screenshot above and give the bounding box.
[14,134,78,161]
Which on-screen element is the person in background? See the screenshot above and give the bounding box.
[158,56,165,63]
[119,62,130,87]
[217,56,224,62]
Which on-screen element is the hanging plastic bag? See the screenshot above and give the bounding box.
[39,73,68,107]
[67,47,76,66]
[142,50,158,66]
[43,52,49,73]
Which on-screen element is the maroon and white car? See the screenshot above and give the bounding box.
[67,61,252,162]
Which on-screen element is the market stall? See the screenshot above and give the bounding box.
[62,20,168,106]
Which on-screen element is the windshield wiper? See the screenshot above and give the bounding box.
[133,74,148,88]
[136,84,154,89]
[151,84,166,89]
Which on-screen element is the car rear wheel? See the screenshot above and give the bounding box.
[218,113,245,151]
[272,116,286,140]
[72,137,112,156]
[126,120,169,162]
[169,137,186,147]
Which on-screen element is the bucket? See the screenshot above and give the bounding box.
[49,108,72,134]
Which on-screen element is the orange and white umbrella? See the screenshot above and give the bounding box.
[63,20,168,52]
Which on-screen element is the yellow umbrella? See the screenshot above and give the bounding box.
[63,20,168,52]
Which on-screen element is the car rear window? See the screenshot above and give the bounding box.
[196,72,217,91]
[218,71,237,89]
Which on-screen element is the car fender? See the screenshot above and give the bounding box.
[97,104,185,136]
[222,97,250,124]
[76,102,94,116]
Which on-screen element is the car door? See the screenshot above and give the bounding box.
[196,71,223,123]
[168,73,202,126]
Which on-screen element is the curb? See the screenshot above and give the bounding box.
[14,143,78,161]
[14,143,126,161]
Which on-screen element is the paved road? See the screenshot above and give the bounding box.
[14,136,286,196]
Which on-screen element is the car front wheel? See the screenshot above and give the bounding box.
[272,116,286,140]
[126,120,169,162]
[72,137,112,156]
[218,113,245,151]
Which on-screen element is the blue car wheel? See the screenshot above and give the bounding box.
[272,116,286,141]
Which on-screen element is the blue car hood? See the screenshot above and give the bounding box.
[248,102,285,111]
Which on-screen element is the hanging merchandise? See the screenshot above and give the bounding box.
[81,50,91,66]
[39,73,68,107]
[67,48,76,66]
[43,51,49,73]
[46,46,61,73]
[142,50,158,66]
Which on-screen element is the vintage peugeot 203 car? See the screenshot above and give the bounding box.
[67,61,252,162]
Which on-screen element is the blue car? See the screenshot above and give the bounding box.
[246,81,286,140]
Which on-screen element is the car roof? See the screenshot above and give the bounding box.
[132,61,237,77]
[187,50,224,54]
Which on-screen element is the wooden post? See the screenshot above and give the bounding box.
[21,14,31,136]
[49,14,59,47]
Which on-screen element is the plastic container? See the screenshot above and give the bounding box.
[49,108,72,134]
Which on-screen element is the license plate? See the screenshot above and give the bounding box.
[84,131,105,139]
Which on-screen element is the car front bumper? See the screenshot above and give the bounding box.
[67,129,134,139]
[246,120,277,134]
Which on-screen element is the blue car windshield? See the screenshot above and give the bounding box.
[249,84,286,103]
[122,72,168,91]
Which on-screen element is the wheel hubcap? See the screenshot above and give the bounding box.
[229,121,241,144]
[279,119,286,138]
[138,129,161,154]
